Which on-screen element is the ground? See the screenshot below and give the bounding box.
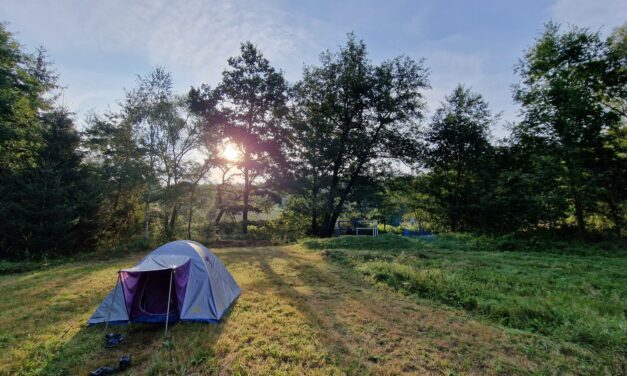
[0,242,624,375]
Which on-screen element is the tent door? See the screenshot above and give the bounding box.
[130,269,180,322]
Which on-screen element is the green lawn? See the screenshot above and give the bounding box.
[304,234,627,373]
[1,239,625,375]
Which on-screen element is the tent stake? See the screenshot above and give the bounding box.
[105,271,121,333]
[164,268,174,336]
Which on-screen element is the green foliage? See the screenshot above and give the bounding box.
[304,235,627,362]
[83,112,147,244]
[0,24,56,171]
[2,20,625,261]
[513,22,626,236]
[192,42,289,234]
[0,110,99,259]
[289,33,429,237]
[421,85,497,232]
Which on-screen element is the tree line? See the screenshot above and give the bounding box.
[0,22,624,259]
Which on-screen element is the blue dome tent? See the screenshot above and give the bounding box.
[88,240,240,331]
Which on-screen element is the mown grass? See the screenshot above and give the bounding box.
[2,242,625,375]
[304,234,627,372]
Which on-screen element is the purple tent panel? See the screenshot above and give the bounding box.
[120,261,190,321]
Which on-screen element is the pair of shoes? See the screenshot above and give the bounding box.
[89,366,116,376]
[104,333,124,348]
[89,355,132,376]
[118,354,131,371]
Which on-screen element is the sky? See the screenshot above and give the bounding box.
[1,0,625,138]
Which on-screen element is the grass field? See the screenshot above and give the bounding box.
[0,238,625,375]
[305,234,627,374]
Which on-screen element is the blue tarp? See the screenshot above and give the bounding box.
[88,240,241,325]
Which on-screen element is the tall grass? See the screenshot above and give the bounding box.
[304,234,627,359]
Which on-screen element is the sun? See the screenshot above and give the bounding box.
[222,143,241,161]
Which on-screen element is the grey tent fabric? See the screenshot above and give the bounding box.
[88,240,240,325]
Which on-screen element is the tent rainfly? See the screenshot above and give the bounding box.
[88,240,240,329]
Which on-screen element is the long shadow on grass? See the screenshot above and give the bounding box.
[217,247,374,372]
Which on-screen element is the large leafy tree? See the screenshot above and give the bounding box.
[124,68,211,240]
[0,24,98,258]
[0,110,98,258]
[0,23,56,172]
[290,34,429,236]
[83,112,147,243]
[513,22,626,236]
[422,85,497,232]
[124,67,175,240]
[194,42,289,234]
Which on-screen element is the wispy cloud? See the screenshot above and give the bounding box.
[551,0,626,31]
[423,49,484,111]
[2,0,316,82]
[1,0,321,118]
[3,0,623,132]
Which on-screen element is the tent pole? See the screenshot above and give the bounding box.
[164,268,174,336]
[105,271,121,333]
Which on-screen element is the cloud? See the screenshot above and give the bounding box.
[1,0,317,83]
[0,0,325,120]
[551,0,627,32]
[422,50,484,112]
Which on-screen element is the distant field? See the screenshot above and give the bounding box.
[304,234,627,374]
[0,239,625,375]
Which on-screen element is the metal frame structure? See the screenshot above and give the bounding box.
[164,269,174,336]
[337,220,379,238]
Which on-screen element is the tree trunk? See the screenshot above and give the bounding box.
[144,126,155,242]
[187,189,195,239]
[566,160,586,238]
[214,208,226,225]
[321,173,360,237]
[310,183,319,235]
[573,191,586,238]
[310,211,318,236]
[242,163,250,234]
[452,163,463,233]
[607,197,622,239]
[168,204,178,240]
[144,180,151,241]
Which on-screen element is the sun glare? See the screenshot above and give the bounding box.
[222,143,241,161]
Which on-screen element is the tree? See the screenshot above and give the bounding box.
[477,139,569,234]
[290,34,429,236]
[154,97,207,240]
[201,42,289,234]
[83,111,147,243]
[123,67,175,241]
[422,85,497,232]
[0,24,57,173]
[124,68,209,240]
[0,110,98,258]
[513,22,626,237]
[0,24,98,259]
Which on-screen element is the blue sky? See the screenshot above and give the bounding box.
[1,0,625,137]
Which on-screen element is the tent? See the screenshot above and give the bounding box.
[88,240,240,327]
